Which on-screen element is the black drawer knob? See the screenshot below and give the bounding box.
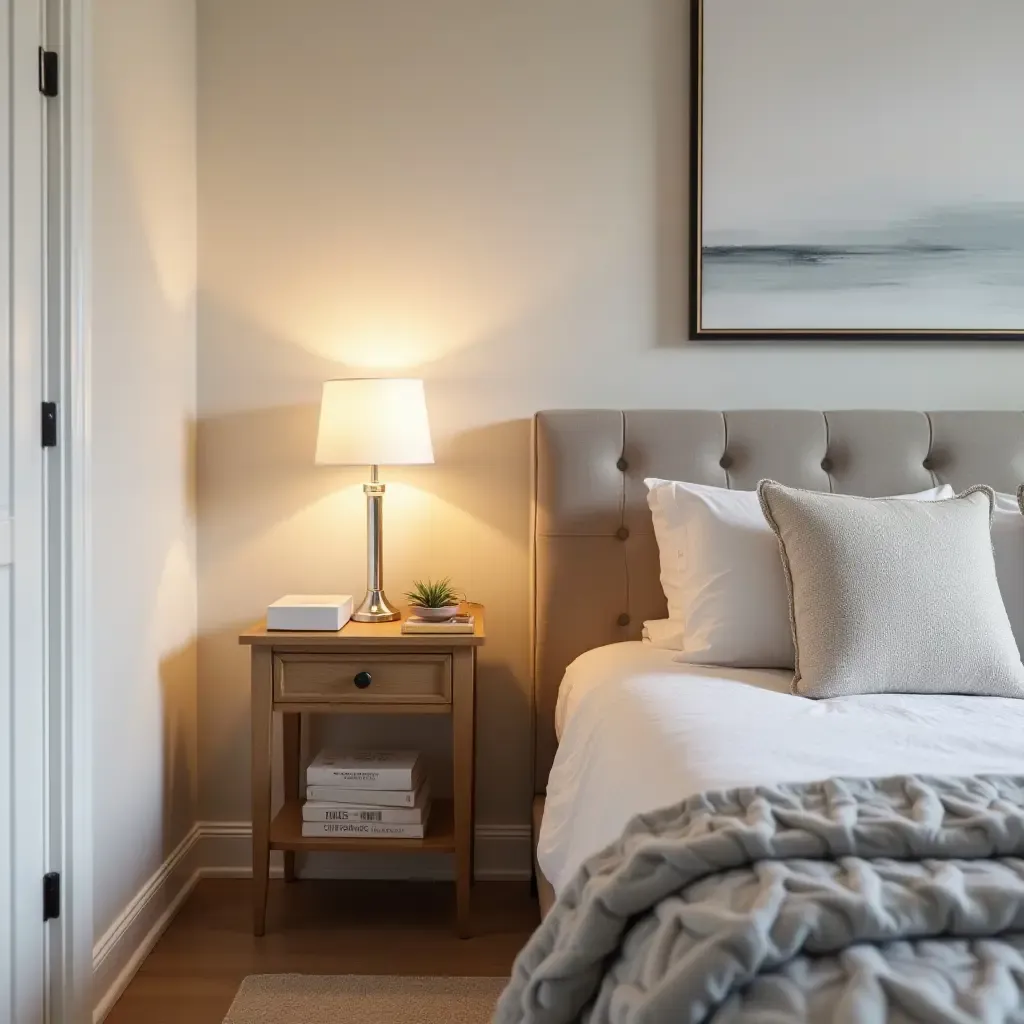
[353,671,373,690]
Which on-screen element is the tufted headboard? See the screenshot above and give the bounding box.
[531,410,1024,793]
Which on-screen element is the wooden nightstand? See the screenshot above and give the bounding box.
[239,604,485,937]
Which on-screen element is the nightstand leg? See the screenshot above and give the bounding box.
[469,651,478,888]
[251,648,273,936]
[282,712,301,883]
[452,648,476,938]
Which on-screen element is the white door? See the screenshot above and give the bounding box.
[1,0,50,1018]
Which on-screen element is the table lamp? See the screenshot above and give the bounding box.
[315,378,434,622]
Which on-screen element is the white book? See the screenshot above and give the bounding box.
[303,786,430,824]
[301,820,425,839]
[305,783,424,808]
[306,749,423,790]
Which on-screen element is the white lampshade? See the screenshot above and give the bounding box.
[315,378,435,467]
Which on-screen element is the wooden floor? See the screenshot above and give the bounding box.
[105,879,539,1024]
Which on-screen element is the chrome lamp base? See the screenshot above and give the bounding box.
[352,589,400,623]
[352,466,401,623]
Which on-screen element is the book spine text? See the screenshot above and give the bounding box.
[302,805,426,824]
[301,821,425,839]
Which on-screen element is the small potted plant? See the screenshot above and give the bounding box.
[404,577,462,622]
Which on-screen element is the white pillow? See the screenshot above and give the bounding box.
[644,479,955,668]
[757,482,1024,699]
[995,491,1024,656]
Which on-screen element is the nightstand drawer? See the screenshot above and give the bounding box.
[273,652,452,704]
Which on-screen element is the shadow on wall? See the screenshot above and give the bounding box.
[160,638,199,857]
[653,0,689,349]
[183,416,198,523]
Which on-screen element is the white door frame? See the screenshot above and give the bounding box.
[7,0,48,1017]
[42,0,93,1020]
[2,0,93,1016]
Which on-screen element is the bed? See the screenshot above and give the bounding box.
[501,409,1024,1021]
[529,409,1024,915]
[539,643,1024,900]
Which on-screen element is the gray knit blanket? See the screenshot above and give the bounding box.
[496,775,1024,1024]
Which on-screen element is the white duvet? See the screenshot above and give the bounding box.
[538,642,1024,895]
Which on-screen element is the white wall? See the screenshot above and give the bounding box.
[92,0,197,944]
[196,0,1024,845]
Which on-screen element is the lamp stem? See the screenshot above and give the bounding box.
[352,463,400,622]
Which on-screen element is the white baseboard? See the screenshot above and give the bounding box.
[197,820,285,878]
[92,818,532,1020]
[475,824,534,880]
[92,825,202,1023]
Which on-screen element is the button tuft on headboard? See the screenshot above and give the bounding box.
[821,457,834,473]
[719,454,733,470]
[617,613,631,627]
[616,457,628,472]
[615,527,630,541]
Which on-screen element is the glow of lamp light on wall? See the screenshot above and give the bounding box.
[328,331,442,371]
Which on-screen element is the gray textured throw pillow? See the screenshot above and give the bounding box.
[758,481,1024,700]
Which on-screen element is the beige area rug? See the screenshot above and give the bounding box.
[223,974,509,1023]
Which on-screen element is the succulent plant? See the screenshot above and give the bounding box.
[404,577,461,609]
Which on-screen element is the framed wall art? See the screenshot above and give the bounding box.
[690,0,1024,341]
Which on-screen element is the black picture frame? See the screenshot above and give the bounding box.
[689,0,1024,343]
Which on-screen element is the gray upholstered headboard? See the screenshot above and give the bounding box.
[532,410,1024,793]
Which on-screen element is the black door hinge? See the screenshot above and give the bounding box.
[41,402,58,447]
[39,48,58,97]
[43,872,60,921]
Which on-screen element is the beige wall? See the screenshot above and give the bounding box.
[196,0,1024,838]
[92,0,198,939]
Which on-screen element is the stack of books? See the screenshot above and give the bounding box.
[302,750,430,839]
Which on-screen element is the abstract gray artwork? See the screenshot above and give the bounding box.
[692,0,1024,340]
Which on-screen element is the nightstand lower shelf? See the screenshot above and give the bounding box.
[270,799,455,853]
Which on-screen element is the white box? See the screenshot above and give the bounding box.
[266,595,353,631]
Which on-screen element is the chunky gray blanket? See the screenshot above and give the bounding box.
[496,775,1024,1024]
